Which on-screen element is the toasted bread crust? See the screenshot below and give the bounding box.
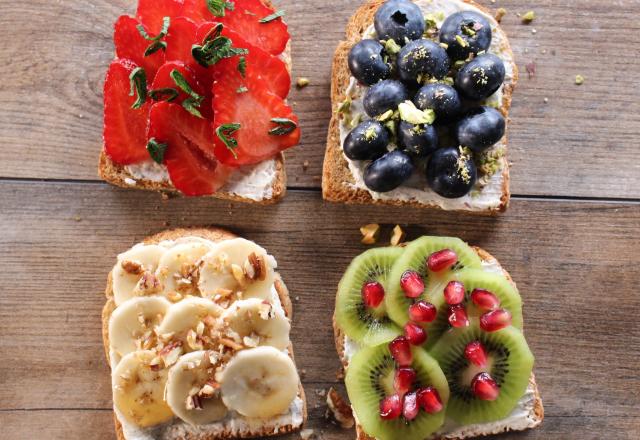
[333,245,543,439]
[322,0,517,214]
[103,227,307,440]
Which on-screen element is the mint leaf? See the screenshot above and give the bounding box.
[207,0,235,17]
[259,10,285,23]
[238,56,246,78]
[147,138,167,164]
[128,67,147,109]
[215,123,241,158]
[137,17,170,57]
[191,27,249,68]
[268,118,297,136]
[170,69,204,118]
[148,87,179,102]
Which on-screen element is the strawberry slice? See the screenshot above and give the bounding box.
[114,16,165,81]
[136,0,184,31]
[150,61,212,119]
[148,102,233,196]
[212,58,300,165]
[103,59,152,165]
[164,17,214,92]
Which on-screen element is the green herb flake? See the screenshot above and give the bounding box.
[259,10,285,23]
[237,86,248,93]
[216,123,241,158]
[238,56,247,77]
[375,109,394,122]
[207,0,235,17]
[137,17,170,57]
[128,67,147,109]
[148,87,180,102]
[363,126,377,141]
[147,138,168,164]
[268,118,297,136]
[521,11,535,24]
[192,26,249,67]
[383,39,402,55]
[170,69,204,118]
[337,97,351,114]
[457,146,473,184]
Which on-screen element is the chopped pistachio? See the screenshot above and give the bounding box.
[390,225,406,246]
[375,109,395,122]
[383,38,402,55]
[360,224,380,245]
[455,35,468,48]
[350,113,363,129]
[363,126,377,141]
[521,11,535,24]
[476,146,505,177]
[442,77,455,86]
[439,42,448,49]
[296,77,310,88]
[575,74,585,85]
[398,101,436,125]
[495,8,507,23]
[384,120,397,138]
[453,60,466,69]
[457,146,473,184]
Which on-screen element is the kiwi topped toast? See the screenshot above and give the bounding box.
[333,236,543,439]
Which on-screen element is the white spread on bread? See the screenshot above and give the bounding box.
[339,0,514,211]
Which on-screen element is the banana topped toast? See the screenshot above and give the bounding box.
[333,236,543,439]
[102,228,307,439]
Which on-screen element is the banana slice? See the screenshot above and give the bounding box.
[109,297,171,362]
[222,299,290,351]
[219,346,299,418]
[166,351,227,426]
[156,242,212,300]
[112,350,173,428]
[198,238,276,300]
[113,245,166,306]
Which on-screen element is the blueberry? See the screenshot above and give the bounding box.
[363,79,409,117]
[426,147,477,198]
[348,40,391,86]
[456,106,505,152]
[364,150,414,192]
[343,120,390,160]
[398,121,438,158]
[397,39,450,83]
[456,54,505,100]
[374,0,425,44]
[414,83,462,123]
[440,11,491,60]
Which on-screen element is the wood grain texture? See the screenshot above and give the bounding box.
[0,0,639,198]
[0,182,639,439]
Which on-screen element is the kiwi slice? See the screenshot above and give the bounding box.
[346,344,450,440]
[336,247,404,346]
[430,321,534,425]
[386,237,482,328]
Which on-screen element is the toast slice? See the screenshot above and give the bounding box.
[323,0,518,214]
[102,227,307,440]
[333,246,543,439]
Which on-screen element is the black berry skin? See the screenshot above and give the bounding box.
[414,83,462,123]
[374,0,425,44]
[397,39,450,83]
[456,106,505,152]
[426,146,477,198]
[343,120,390,161]
[364,150,415,192]
[398,121,438,158]
[456,54,505,100]
[348,40,391,86]
[439,11,492,60]
[363,80,409,117]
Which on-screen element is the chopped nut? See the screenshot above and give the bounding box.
[159,341,183,367]
[299,429,315,440]
[360,223,380,245]
[296,77,310,88]
[186,394,203,410]
[135,272,162,295]
[326,387,355,429]
[258,301,275,320]
[196,321,205,336]
[521,10,535,24]
[187,329,204,351]
[245,252,267,282]
[231,264,246,287]
[243,335,259,347]
[121,260,144,275]
[495,7,507,22]
[575,74,585,85]
[219,337,243,351]
[198,383,216,397]
[390,225,406,246]
[166,291,183,302]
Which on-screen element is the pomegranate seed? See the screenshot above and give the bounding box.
[470,289,500,311]
[417,387,443,414]
[404,322,427,345]
[408,301,437,323]
[471,372,500,401]
[389,336,413,366]
[379,394,402,420]
[464,341,488,367]
[394,367,416,396]
[427,249,458,272]
[444,281,465,305]
[400,270,424,298]
[480,309,512,332]
[361,281,385,308]
[448,304,469,328]
[402,391,419,421]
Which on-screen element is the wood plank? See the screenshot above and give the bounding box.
[0,1,639,198]
[0,182,639,439]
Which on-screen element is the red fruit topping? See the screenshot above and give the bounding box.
[400,270,424,298]
[402,392,419,421]
[379,394,402,420]
[444,281,465,305]
[136,0,184,30]
[164,17,200,65]
[150,61,212,119]
[361,281,385,308]
[389,336,413,367]
[212,58,300,165]
[408,301,437,323]
[448,304,470,328]
[480,309,512,332]
[417,387,443,414]
[470,288,500,311]
[393,367,416,396]
[148,102,234,196]
[427,249,458,272]
[114,15,165,81]
[464,341,488,368]
[404,322,427,345]
[103,59,152,165]
[471,372,500,401]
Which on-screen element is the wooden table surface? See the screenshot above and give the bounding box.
[1,0,639,439]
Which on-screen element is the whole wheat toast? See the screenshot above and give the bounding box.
[322,0,518,214]
[102,227,307,440]
[332,246,543,439]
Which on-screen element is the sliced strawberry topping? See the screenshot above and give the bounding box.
[212,58,300,165]
[114,16,165,81]
[136,0,184,31]
[164,17,214,92]
[103,59,151,165]
[151,61,212,119]
[148,102,233,196]
[181,0,215,23]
